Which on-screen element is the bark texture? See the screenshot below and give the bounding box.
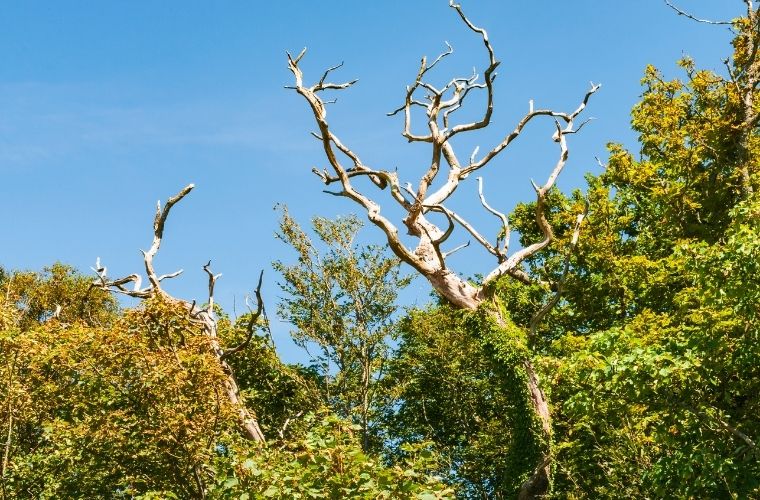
[518,359,552,499]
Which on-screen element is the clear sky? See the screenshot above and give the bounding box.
[0,1,740,362]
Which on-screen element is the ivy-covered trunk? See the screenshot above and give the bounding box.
[459,300,552,499]
[518,358,551,499]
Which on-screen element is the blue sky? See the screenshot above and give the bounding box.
[0,1,739,362]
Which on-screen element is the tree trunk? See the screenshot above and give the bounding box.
[182,300,266,443]
[490,307,551,499]
[439,285,552,499]
[361,352,371,451]
[517,359,551,500]
[215,354,267,443]
[207,321,266,443]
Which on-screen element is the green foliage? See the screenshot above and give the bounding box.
[209,412,453,499]
[219,311,322,442]
[605,59,747,252]
[0,262,117,331]
[1,6,759,499]
[1,296,240,498]
[274,207,411,450]
[383,303,545,498]
[0,269,448,498]
[521,12,760,498]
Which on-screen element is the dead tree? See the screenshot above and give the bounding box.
[91,184,266,443]
[288,1,597,497]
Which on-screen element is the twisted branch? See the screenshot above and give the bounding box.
[289,1,598,309]
[221,270,265,360]
[90,185,267,443]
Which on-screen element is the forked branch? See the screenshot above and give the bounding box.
[91,185,267,443]
[92,185,193,299]
[221,270,266,360]
[144,184,193,290]
[289,2,599,312]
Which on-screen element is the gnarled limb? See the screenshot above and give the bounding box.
[143,184,192,290]
[289,4,600,496]
[199,261,266,443]
[288,3,599,311]
[92,185,266,443]
[221,270,265,360]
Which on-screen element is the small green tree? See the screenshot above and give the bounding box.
[274,208,411,450]
[1,296,244,498]
[383,302,545,499]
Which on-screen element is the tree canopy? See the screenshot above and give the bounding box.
[2,1,759,499]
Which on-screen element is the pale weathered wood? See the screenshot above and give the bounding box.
[92,186,266,443]
[288,2,597,312]
[288,3,598,497]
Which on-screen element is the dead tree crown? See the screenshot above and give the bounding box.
[287,1,598,310]
[91,184,267,443]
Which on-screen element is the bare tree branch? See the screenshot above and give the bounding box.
[663,0,733,25]
[477,176,510,257]
[91,186,267,443]
[483,122,572,285]
[143,184,194,291]
[446,0,499,137]
[386,40,456,143]
[278,410,304,440]
[287,49,427,273]
[157,270,184,282]
[460,83,601,177]
[425,203,499,259]
[289,1,598,313]
[715,412,757,452]
[221,270,265,360]
[443,240,470,259]
[92,259,147,298]
[529,205,588,338]
[202,260,223,313]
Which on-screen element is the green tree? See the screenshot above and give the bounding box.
[208,412,454,499]
[1,297,243,498]
[308,2,760,497]
[383,301,545,499]
[0,191,446,499]
[274,208,411,451]
[512,3,760,497]
[0,262,117,331]
[219,308,323,443]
